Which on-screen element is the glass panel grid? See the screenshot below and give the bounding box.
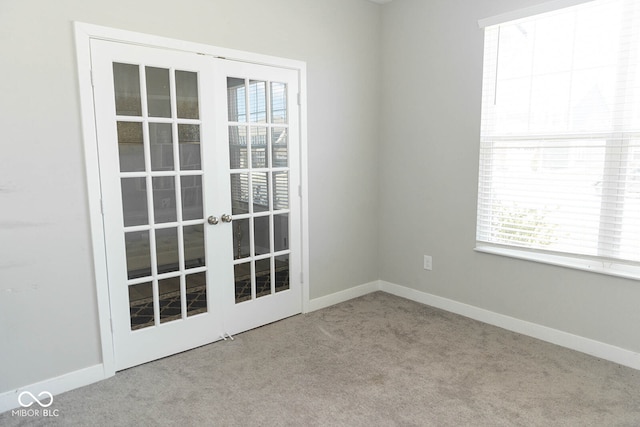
[119,63,208,330]
[228,75,291,303]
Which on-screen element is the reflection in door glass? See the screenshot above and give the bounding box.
[270,82,287,124]
[274,214,289,252]
[229,126,248,169]
[232,218,250,260]
[271,128,288,168]
[117,121,145,172]
[125,230,151,279]
[230,173,249,215]
[272,171,289,210]
[149,123,174,171]
[145,67,171,118]
[255,258,271,299]
[252,172,269,212]
[121,177,148,227]
[234,262,251,303]
[113,63,142,116]
[155,228,179,274]
[186,272,207,316]
[275,255,290,293]
[159,277,182,323]
[181,175,204,221]
[227,77,246,122]
[129,282,154,330]
[176,71,199,119]
[251,127,268,168]
[183,224,205,269]
[249,80,267,123]
[253,216,270,256]
[178,124,201,170]
[152,176,177,223]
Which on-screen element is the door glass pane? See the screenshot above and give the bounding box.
[159,277,182,323]
[149,123,174,171]
[251,127,268,168]
[152,177,177,223]
[125,230,151,279]
[181,175,203,221]
[252,172,269,212]
[178,124,201,170]
[271,128,288,168]
[249,80,267,123]
[183,224,205,269]
[121,177,148,227]
[273,171,288,210]
[227,77,246,122]
[129,282,153,330]
[145,67,171,118]
[271,82,287,124]
[176,70,199,119]
[230,173,249,215]
[113,63,142,116]
[275,255,289,293]
[234,262,251,303]
[232,218,250,260]
[186,272,207,317]
[274,214,289,252]
[156,228,179,274]
[255,258,271,299]
[254,216,270,256]
[229,126,248,169]
[117,121,145,172]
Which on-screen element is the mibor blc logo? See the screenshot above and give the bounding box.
[11,391,60,418]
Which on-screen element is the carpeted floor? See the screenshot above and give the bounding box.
[3,291,640,426]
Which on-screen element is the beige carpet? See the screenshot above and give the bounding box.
[3,292,640,426]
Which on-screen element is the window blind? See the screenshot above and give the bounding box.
[477,0,640,264]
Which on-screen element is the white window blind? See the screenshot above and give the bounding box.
[477,0,640,265]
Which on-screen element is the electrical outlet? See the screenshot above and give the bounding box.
[423,255,432,271]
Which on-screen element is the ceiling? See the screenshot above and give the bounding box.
[368,0,394,4]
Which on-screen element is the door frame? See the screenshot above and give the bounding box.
[74,22,310,378]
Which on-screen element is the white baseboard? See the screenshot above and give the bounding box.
[4,280,639,416]
[307,280,380,312]
[378,280,640,371]
[0,364,108,414]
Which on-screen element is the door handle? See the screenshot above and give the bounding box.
[221,214,232,223]
[207,216,219,225]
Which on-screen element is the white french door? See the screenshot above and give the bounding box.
[91,40,301,370]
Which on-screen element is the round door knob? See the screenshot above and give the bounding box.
[208,216,219,225]
[221,214,232,223]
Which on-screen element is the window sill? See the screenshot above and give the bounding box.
[474,245,640,281]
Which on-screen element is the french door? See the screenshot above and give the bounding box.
[91,40,301,370]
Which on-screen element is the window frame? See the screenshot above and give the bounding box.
[475,0,640,280]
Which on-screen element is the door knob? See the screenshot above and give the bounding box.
[207,216,219,225]
[221,214,232,223]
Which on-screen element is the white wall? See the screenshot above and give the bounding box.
[379,0,640,354]
[0,0,381,393]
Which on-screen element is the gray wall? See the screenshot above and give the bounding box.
[379,0,640,354]
[0,0,381,392]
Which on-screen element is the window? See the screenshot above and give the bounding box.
[477,0,640,275]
